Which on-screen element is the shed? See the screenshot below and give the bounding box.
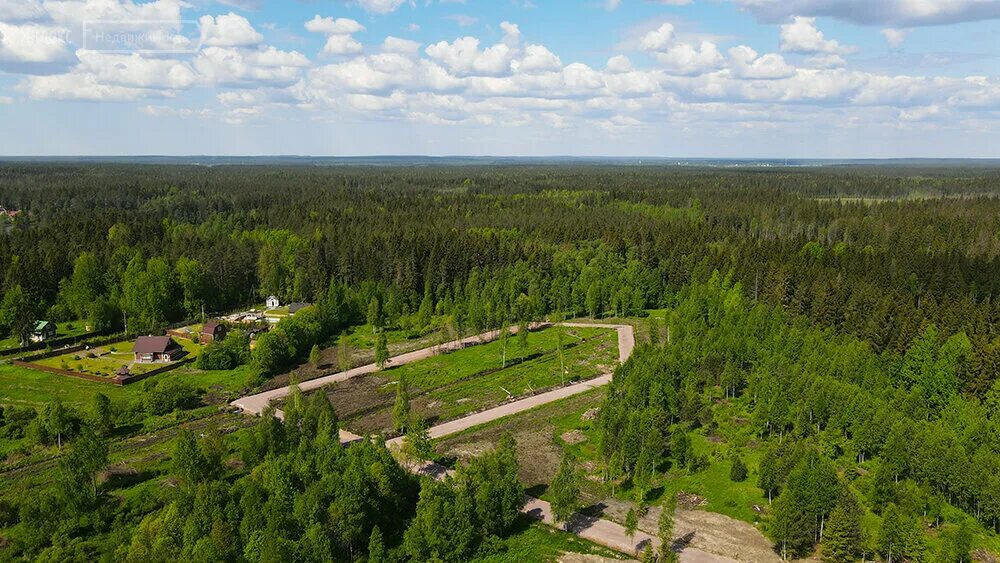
[30,320,56,343]
[200,320,227,343]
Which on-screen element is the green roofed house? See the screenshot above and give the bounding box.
[30,320,56,343]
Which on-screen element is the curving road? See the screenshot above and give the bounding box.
[235,322,753,560]
[232,325,538,415]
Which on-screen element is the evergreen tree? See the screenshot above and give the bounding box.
[625,506,639,539]
[367,526,385,563]
[375,331,389,370]
[309,343,321,368]
[393,375,411,433]
[730,455,748,482]
[658,498,677,563]
[821,504,860,563]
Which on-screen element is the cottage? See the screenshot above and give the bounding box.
[133,336,183,363]
[288,302,311,315]
[199,320,227,343]
[266,295,280,309]
[30,320,56,343]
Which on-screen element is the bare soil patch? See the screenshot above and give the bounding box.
[435,390,604,488]
[561,429,588,445]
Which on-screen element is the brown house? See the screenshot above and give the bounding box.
[200,320,227,343]
[133,336,183,363]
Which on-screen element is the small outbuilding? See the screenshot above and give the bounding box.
[266,295,280,309]
[288,302,311,315]
[30,320,56,343]
[133,336,183,363]
[200,320,227,343]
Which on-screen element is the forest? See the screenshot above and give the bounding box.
[1,163,1000,561]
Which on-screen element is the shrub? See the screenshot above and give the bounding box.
[144,379,198,415]
[730,455,748,482]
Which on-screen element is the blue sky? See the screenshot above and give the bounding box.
[1,0,999,157]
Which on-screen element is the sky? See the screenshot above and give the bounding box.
[1,0,999,157]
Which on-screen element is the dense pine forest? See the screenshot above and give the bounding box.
[1,164,1000,561]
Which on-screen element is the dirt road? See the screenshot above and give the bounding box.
[232,326,528,415]
[232,322,634,417]
[236,322,759,560]
[385,373,613,448]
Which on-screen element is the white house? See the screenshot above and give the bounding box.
[266,295,280,309]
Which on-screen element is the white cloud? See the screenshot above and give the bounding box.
[606,54,633,73]
[382,36,421,57]
[881,28,908,48]
[728,46,795,79]
[654,41,724,75]
[732,0,1000,27]
[513,44,561,73]
[780,16,853,54]
[193,46,306,87]
[425,36,514,76]
[20,72,165,101]
[200,13,263,47]
[305,16,365,36]
[0,1,46,21]
[0,22,74,69]
[639,23,675,51]
[76,50,196,88]
[355,0,409,14]
[305,16,366,56]
[321,34,363,56]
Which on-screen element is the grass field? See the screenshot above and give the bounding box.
[0,363,137,409]
[0,321,93,351]
[333,326,615,434]
[382,326,609,390]
[32,337,201,378]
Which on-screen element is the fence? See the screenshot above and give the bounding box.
[0,328,112,359]
[13,357,194,386]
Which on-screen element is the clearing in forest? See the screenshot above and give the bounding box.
[333,325,618,435]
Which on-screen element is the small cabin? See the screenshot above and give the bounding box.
[200,320,227,343]
[266,295,280,309]
[288,302,311,315]
[133,336,182,363]
[29,320,56,343]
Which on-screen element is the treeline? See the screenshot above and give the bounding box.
[5,165,1000,376]
[3,386,527,561]
[598,274,1000,560]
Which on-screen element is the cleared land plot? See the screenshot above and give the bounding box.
[435,388,606,491]
[334,326,615,435]
[31,337,201,379]
[263,321,449,391]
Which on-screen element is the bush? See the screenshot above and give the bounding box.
[730,455,748,482]
[196,330,250,371]
[144,379,198,415]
